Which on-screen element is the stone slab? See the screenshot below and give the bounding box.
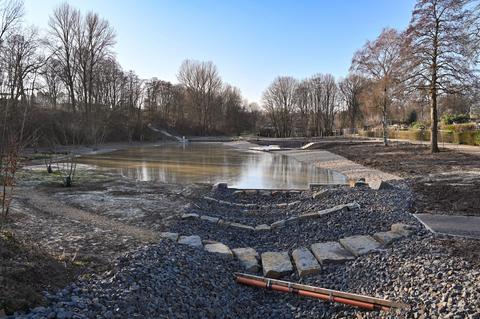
[261,251,293,278]
[339,235,381,257]
[181,213,199,220]
[232,247,260,272]
[159,232,179,241]
[291,248,321,277]
[178,235,203,248]
[204,243,233,257]
[255,224,271,231]
[270,220,286,229]
[310,241,354,264]
[373,231,403,245]
[414,214,480,239]
[228,222,255,231]
[200,215,220,223]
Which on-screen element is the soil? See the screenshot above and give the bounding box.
[0,229,79,314]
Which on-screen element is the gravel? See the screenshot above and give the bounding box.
[168,181,419,253]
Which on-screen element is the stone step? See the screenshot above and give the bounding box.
[178,235,203,248]
[373,231,403,245]
[232,247,260,272]
[261,251,293,278]
[159,232,179,241]
[310,241,355,264]
[200,215,220,223]
[339,235,381,257]
[204,243,233,258]
[291,248,321,277]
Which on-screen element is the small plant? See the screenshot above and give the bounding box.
[58,155,77,187]
[441,113,470,125]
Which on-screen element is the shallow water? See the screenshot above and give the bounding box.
[77,143,346,189]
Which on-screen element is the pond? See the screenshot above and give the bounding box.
[77,143,346,189]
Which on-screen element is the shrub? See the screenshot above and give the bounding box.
[441,113,470,125]
[442,123,477,133]
[411,121,427,130]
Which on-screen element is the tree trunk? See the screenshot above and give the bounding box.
[382,86,388,146]
[430,88,439,153]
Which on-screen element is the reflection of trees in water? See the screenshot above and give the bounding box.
[94,145,345,188]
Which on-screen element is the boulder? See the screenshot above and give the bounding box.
[373,231,403,245]
[311,241,355,264]
[204,243,233,258]
[391,223,416,236]
[261,251,293,278]
[292,248,321,277]
[178,235,203,248]
[339,235,381,257]
[232,247,260,272]
[370,180,394,190]
[212,182,228,192]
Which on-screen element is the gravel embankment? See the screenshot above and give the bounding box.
[168,182,418,253]
[12,234,480,319]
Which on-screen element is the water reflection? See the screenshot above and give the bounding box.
[78,143,346,189]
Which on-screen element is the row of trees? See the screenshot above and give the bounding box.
[262,0,480,153]
[0,1,259,148]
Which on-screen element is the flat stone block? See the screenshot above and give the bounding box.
[311,241,355,264]
[181,213,199,220]
[159,232,179,241]
[373,231,403,245]
[178,235,203,248]
[232,247,260,272]
[204,243,233,257]
[261,252,293,278]
[270,220,286,229]
[229,222,255,231]
[292,248,321,277]
[200,215,220,223]
[255,224,271,231]
[339,235,381,257]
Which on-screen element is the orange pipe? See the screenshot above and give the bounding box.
[236,276,390,312]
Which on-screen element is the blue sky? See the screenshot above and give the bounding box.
[24,0,416,103]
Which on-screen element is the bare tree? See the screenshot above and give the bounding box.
[48,3,80,112]
[405,0,479,153]
[262,76,297,137]
[339,73,366,132]
[177,59,222,134]
[351,28,403,146]
[0,0,23,44]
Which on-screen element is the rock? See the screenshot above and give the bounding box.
[353,181,369,188]
[261,252,293,278]
[212,182,228,192]
[299,202,358,220]
[159,232,179,241]
[311,241,355,264]
[232,247,260,272]
[178,235,203,248]
[370,180,394,190]
[339,235,381,257]
[204,243,233,257]
[373,231,403,245]
[270,220,286,229]
[181,213,199,220]
[232,190,244,196]
[391,223,415,236]
[291,248,321,277]
[200,215,220,223]
[228,222,255,231]
[312,190,328,199]
[255,224,271,231]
